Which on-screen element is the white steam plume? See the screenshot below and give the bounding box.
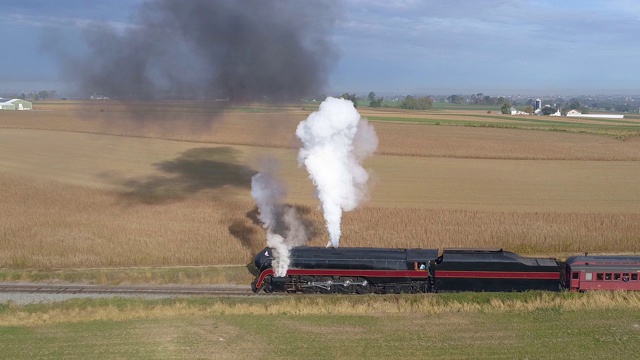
[296,97,378,248]
[251,161,309,276]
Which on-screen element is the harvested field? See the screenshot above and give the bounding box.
[2,174,639,268]
[0,101,639,268]
[2,101,640,160]
[1,129,639,212]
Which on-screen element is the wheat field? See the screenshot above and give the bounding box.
[1,101,639,268]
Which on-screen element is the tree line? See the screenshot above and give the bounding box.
[1,90,60,100]
[340,92,434,110]
[335,92,639,113]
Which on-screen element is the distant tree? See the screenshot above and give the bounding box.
[36,90,50,100]
[20,92,26,100]
[401,96,417,109]
[568,98,581,110]
[472,93,483,104]
[447,94,465,104]
[615,104,630,112]
[368,91,383,107]
[340,93,358,108]
[416,96,432,110]
[497,96,505,105]
[401,96,432,110]
[524,105,533,114]
[500,102,511,114]
[541,106,557,116]
[483,95,493,105]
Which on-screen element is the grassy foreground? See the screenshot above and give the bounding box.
[1,292,640,359]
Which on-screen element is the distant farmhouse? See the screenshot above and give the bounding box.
[0,98,32,110]
[509,107,529,115]
[526,101,624,119]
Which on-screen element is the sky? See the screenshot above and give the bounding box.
[1,0,640,96]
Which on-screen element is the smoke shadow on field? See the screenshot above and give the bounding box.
[228,205,320,256]
[229,213,264,256]
[105,146,257,204]
[90,100,229,130]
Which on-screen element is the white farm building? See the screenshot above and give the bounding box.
[566,109,623,119]
[0,98,32,110]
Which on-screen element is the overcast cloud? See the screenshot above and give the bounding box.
[1,0,639,95]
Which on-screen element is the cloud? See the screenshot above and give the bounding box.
[342,0,640,50]
[1,13,132,32]
[3,0,640,95]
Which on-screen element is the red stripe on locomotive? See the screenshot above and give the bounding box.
[435,270,560,280]
[255,268,429,288]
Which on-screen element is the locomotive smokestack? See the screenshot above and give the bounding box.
[296,97,378,248]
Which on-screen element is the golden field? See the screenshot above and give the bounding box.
[1,100,639,268]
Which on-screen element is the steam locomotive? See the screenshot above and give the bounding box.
[251,247,640,293]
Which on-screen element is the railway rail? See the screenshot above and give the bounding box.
[0,283,255,297]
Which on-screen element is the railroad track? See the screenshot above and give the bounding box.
[0,283,256,297]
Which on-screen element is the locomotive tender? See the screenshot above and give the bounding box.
[250,246,605,294]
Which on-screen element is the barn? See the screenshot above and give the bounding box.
[0,98,33,110]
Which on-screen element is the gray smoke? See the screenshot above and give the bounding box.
[56,0,338,101]
[251,160,309,276]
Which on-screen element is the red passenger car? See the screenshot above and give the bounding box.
[565,255,640,292]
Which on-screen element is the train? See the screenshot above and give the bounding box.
[251,246,640,294]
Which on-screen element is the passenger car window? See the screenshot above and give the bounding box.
[585,273,593,281]
[572,272,579,280]
[597,273,604,281]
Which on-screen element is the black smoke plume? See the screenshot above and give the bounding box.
[58,0,338,101]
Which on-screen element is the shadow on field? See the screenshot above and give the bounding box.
[228,209,264,256]
[105,146,257,204]
[228,206,320,257]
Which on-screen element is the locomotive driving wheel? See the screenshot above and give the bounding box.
[262,276,274,293]
[355,278,371,294]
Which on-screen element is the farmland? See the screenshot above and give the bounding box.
[1,100,639,270]
[1,100,640,358]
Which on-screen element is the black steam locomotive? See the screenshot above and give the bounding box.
[251,247,565,294]
[252,246,640,293]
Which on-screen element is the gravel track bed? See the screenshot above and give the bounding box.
[0,282,255,304]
